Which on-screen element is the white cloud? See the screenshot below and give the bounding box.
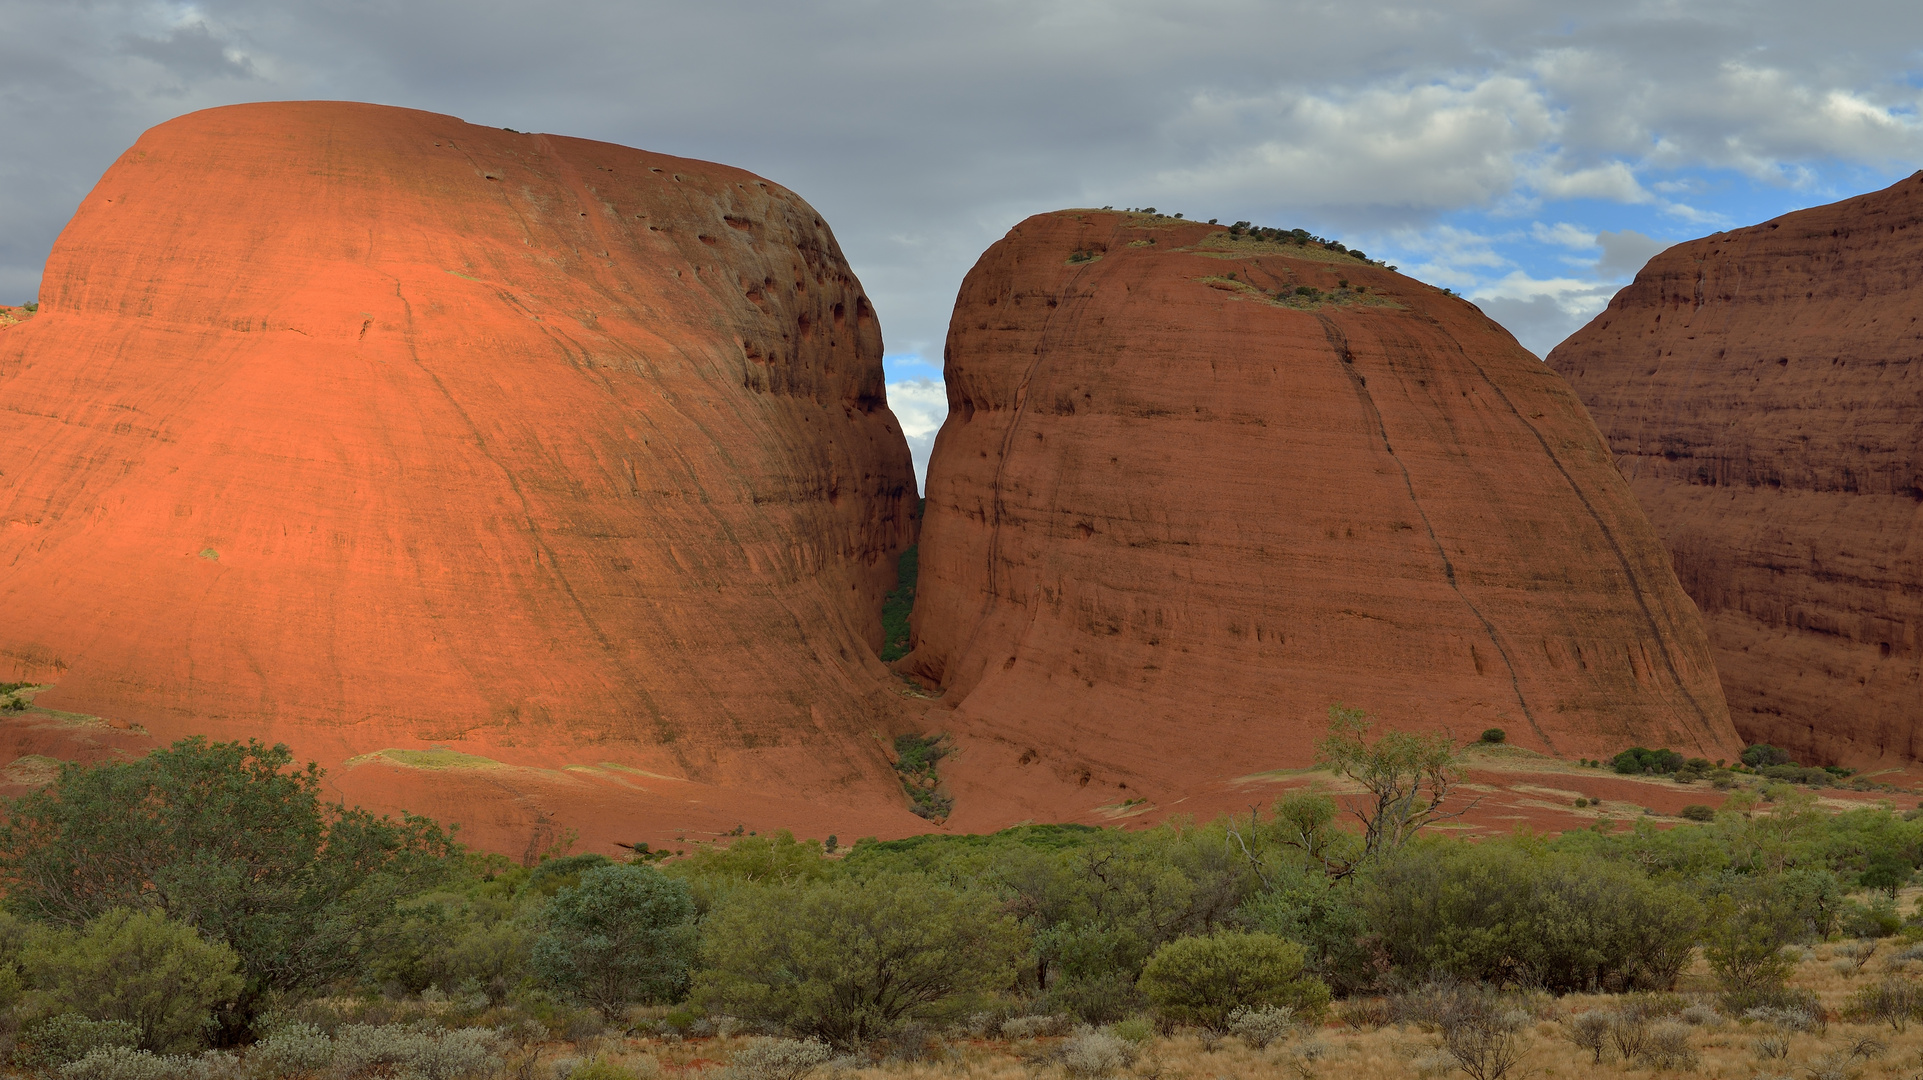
[1531,222,1598,250]
[886,378,948,491]
[1152,75,1557,213]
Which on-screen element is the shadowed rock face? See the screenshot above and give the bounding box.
[902,211,1737,828]
[0,102,922,843]
[1550,174,1923,767]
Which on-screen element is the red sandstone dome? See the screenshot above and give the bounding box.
[1550,175,1923,767]
[899,211,1740,829]
[0,102,925,850]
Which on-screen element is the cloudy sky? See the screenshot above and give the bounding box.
[6,2,1922,486]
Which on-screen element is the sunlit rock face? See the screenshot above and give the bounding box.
[0,101,928,851]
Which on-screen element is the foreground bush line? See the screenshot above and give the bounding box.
[1,717,1922,1074]
[21,949,1923,1080]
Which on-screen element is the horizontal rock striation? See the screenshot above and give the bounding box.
[902,211,1738,828]
[1550,174,1923,766]
[0,102,923,844]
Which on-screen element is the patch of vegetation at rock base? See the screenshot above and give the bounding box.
[878,545,917,662]
[892,732,952,820]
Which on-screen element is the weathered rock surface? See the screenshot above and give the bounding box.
[902,211,1737,828]
[1550,175,1923,767]
[0,102,924,849]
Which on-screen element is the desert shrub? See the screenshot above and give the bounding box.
[1138,931,1330,1030]
[1804,1051,1863,1080]
[21,909,243,1053]
[999,1015,1071,1039]
[1439,996,1530,1080]
[1610,747,1685,775]
[662,832,835,915]
[1566,1011,1610,1063]
[1846,977,1922,1032]
[1761,764,1833,786]
[1336,998,1390,1030]
[1680,804,1715,822]
[1110,1018,1154,1044]
[246,1020,333,1075]
[1742,744,1795,768]
[1859,851,1914,899]
[1635,1021,1698,1070]
[365,882,531,1003]
[1362,839,1700,991]
[14,1015,141,1071]
[564,1059,657,1080]
[1236,868,1374,994]
[531,863,695,1017]
[1744,1002,1822,1032]
[694,874,1024,1047]
[1059,1026,1136,1078]
[1479,729,1505,744]
[56,1046,198,1080]
[1704,885,1804,1010]
[1035,923,1150,1022]
[327,1023,501,1080]
[721,1037,831,1080]
[0,739,452,1035]
[1842,899,1903,939]
[1679,1003,1721,1026]
[1226,1004,1294,1048]
[1608,1011,1651,1062]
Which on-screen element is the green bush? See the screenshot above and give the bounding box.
[21,908,242,1052]
[363,884,530,1003]
[878,546,918,661]
[1680,805,1715,822]
[694,874,1024,1047]
[1702,886,1801,1010]
[531,863,696,1017]
[0,738,453,1035]
[1478,729,1505,745]
[1742,744,1795,768]
[1362,840,1700,992]
[12,1014,140,1070]
[1137,930,1329,1030]
[1610,747,1685,775]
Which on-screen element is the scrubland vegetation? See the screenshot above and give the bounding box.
[1,713,1922,1079]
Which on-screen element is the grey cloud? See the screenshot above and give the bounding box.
[1474,295,1610,360]
[1596,229,1669,279]
[4,0,1922,370]
[120,22,256,81]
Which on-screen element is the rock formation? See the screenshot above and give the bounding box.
[0,102,923,848]
[901,211,1738,828]
[1550,175,1923,767]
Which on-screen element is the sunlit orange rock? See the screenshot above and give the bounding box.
[0,102,922,850]
[901,211,1738,829]
[1550,175,1923,767]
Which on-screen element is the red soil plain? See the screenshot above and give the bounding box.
[1552,174,1923,772]
[0,102,1903,858]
